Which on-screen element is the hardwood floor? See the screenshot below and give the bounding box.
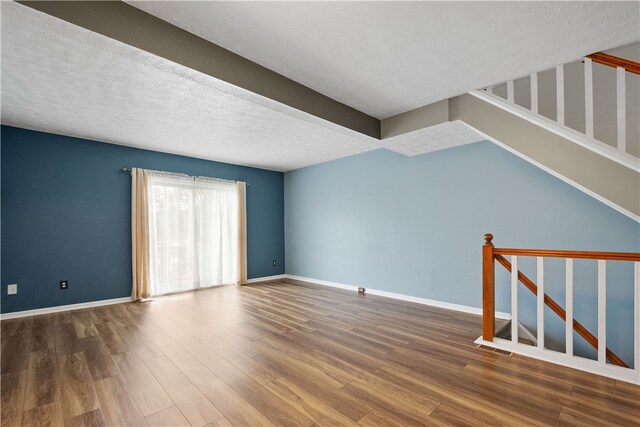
[1,279,639,426]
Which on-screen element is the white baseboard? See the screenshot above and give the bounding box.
[0,275,509,322]
[475,337,639,385]
[0,296,133,320]
[246,274,286,284]
[285,275,359,292]
[284,274,510,320]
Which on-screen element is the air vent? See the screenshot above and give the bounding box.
[477,344,513,356]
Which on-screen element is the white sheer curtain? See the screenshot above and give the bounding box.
[147,172,238,296]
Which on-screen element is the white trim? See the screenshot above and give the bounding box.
[469,90,639,172]
[475,336,639,385]
[459,121,640,223]
[285,274,359,292]
[507,80,514,103]
[616,66,626,153]
[634,262,639,376]
[556,65,564,126]
[285,275,510,320]
[597,260,606,365]
[565,258,574,358]
[246,274,286,284]
[530,72,538,114]
[585,58,594,138]
[511,256,518,345]
[0,296,132,320]
[537,257,544,350]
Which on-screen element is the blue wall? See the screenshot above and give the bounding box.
[284,142,639,365]
[1,126,285,313]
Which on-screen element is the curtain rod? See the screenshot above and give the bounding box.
[121,168,249,185]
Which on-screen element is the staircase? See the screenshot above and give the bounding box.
[454,50,640,221]
[477,234,640,384]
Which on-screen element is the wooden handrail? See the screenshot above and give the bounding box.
[586,52,640,75]
[494,254,628,368]
[481,234,636,368]
[493,248,640,262]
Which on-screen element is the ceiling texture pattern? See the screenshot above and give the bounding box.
[2,1,639,171]
[128,1,640,119]
[1,2,379,171]
[381,121,485,157]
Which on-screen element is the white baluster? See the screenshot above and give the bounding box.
[585,58,594,138]
[511,256,518,345]
[635,262,639,373]
[507,80,514,103]
[566,258,573,358]
[598,260,606,365]
[537,257,544,350]
[530,73,538,114]
[617,67,626,153]
[556,65,565,126]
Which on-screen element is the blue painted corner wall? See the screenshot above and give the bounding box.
[1,126,285,313]
[284,142,640,365]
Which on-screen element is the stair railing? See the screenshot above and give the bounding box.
[481,234,640,382]
[475,51,640,170]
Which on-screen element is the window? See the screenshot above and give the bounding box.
[147,173,239,296]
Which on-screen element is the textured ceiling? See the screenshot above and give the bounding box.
[128,1,640,119]
[382,121,483,157]
[1,2,486,172]
[1,2,381,172]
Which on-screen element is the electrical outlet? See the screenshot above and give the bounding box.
[272,260,277,267]
[60,280,69,290]
[7,284,17,295]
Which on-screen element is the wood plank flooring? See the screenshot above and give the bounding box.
[2,279,639,426]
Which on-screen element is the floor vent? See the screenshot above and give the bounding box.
[477,344,513,356]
